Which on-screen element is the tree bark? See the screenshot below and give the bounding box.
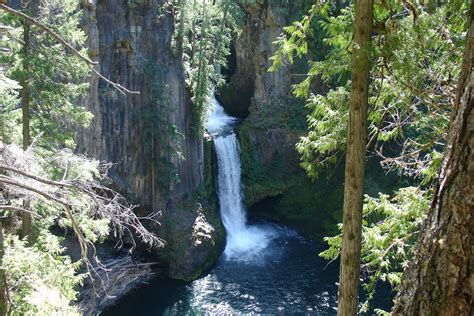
[21,22,29,151]
[0,219,7,316]
[392,3,473,315]
[20,21,31,240]
[337,0,373,315]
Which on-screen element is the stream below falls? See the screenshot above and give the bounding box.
[103,98,392,315]
[104,221,345,315]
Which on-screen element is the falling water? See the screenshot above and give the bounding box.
[206,97,276,261]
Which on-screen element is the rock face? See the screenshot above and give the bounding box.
[222,1,305,203]
[78,0,201,208]
[217,2,290,117]
[159,200,225,281]
[219,1,292,117]
[228,1,302,202]
[77,0,223,280]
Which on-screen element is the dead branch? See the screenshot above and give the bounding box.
[90,68,140,95]
[79,255,156,314]
[0,175,71,206]
[1,143,166,306]
[0,205,38,217]
[0,145,165,249]
[0,164,73,188]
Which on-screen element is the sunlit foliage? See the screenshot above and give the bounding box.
[0,0,91,149]
[4,233,83,315]
[320,187,430,312]
[270,0,469,311]
[173,0,242,135]
[271,0,468,182]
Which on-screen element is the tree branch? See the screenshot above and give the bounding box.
[0,3,140,95]
[0,164,72,188]
[0,205,38,217]
[0,3,96,66]
[0,175,70,207]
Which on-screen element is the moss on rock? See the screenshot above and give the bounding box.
[155,198,225,282]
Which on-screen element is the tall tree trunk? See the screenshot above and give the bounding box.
[337,0,372,314]
[21,13,30,151]
[21,21,31,239]
[392,3,473,315]
[0,219,6,316]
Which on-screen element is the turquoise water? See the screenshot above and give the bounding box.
[103,222,392,315]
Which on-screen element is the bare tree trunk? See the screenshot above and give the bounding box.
[0,219,7,316]
[392,3,473,315]
[21,21,31,239]
[21,17,30,151]
[337,0,372,314]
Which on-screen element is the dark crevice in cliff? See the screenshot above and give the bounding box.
[215,64,252,119]
[248,195,280,216]
[221,42,237,82]
[215,84,252,119]
[216,41,251,118]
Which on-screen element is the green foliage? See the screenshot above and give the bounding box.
[11,147,113,243]
[1,143,151,313]
[0,74,21,144]
[0,0,91,149]
[320,187,430,313]
[174,0,242,136]
[4,232,83,315]
[296,87,349,178]
[271,0,469,184]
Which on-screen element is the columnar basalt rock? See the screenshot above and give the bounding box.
[77,0,222,281]
[78,0,203,210]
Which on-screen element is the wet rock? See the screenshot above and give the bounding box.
[155,202,225,281]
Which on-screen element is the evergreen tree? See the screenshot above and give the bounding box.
[174,0,242,135]
[1,0,91,241]
[0,0,91,150]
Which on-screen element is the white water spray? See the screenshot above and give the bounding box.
[206,97,275,261]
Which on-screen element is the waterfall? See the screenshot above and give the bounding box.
[214,134,247,236]
[206,97,275,261]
